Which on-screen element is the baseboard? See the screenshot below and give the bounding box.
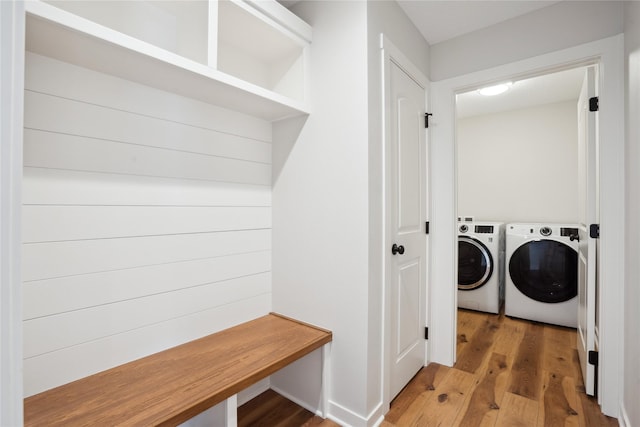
[367,402,385,427]
[269,386,386,427]
[327,400,367,427]
[619,402,630,427]
[325,399,384,427]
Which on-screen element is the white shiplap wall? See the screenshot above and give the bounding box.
[22,52,273,397]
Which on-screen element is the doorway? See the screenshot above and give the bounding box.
[454,65,598,393]
[429,35,624,417]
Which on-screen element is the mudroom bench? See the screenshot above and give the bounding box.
[23,313,332,427]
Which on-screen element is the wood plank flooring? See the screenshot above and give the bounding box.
[237,389,339,427]
[238,309,618,426]
[383,309,618,427]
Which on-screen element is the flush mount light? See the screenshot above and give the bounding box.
[478,82,512,96]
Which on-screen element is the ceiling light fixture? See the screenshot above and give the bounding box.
[478,82,512,96]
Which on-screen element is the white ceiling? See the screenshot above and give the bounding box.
[395,1,561,45]
[456,66,588,118]
[279,0,586,117]
[278,1,560,46]
[393,0,586,118]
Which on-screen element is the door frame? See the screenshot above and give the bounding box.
[430,34,624,417]
[380,34,430,414]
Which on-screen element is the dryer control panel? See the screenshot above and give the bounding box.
[475,225,494,234]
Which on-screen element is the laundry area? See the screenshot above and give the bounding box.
[455,67,591,325]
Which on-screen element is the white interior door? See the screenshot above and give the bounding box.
[577,66,598,396]
[388,59,427,399]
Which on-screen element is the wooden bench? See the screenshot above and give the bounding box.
[24,313,332,426]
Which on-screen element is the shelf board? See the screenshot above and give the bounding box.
[25,1,310,122]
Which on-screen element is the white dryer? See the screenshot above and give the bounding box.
[505,223,579,328]
[457,222,505,314]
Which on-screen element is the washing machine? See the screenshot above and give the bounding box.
[457,221,505,314]
[505,223,579,328]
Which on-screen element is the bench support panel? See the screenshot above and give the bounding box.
[224,394,238,427]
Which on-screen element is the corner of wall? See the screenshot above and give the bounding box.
[326,399,384,427]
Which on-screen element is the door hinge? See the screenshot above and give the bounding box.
[424,327,429,340]
[425,113,433,128]
[588,350,599,366]
[589,96,599,112]
[425,221,430,235]
[590,224,600,239]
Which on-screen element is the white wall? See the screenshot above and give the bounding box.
[272,1,429,425]
[431,1,624,81]
[22,53,273,397]
[623,2,640,426]
[457,101,579,224]
[272,1,371,424]
[1,1,25,425]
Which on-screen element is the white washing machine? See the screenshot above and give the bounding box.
[457,222,505,314]
[505,223,579,328]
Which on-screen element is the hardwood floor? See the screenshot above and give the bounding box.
[238,309,618,426]
[383,309,618,427]
[237,389,339,427]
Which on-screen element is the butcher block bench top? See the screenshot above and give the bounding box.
[24,313,332,427]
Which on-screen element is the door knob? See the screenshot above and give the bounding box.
[392,243,405,255]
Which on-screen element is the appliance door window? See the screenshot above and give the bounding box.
[458,237,493,290]
[509,240,578,303]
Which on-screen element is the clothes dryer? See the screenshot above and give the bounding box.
[505,223,579,328]
[457,222,505,314]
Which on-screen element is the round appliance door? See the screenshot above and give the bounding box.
[508,239,577,303]
[458,236,493,290]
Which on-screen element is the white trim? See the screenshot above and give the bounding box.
[365,402,384,427]
[207,0,218,69]
[320,341,331,418]
[224,394,238,427]
[619,402,631,427]
[327,399,367,427]
[326,398,379,427]
[379,32,430,419]
[242,0,312,44]
[380,35,428,88]
[0,1,25,426]
[430,34,624,417]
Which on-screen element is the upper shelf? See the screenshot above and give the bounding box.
[25,0,312,122]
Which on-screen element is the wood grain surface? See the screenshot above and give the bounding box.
[380,309,617,427]
[24,313,332,426]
